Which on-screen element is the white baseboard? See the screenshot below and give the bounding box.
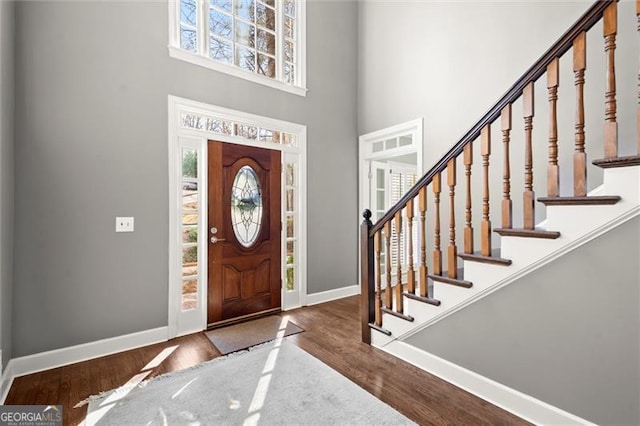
[0,360,15,404]
[305,285,360,306]
[385,341,596,426]
[0,326,168,403]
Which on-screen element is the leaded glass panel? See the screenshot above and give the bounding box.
[231,166,263,247]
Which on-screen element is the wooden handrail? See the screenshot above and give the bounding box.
[369,0,616,236]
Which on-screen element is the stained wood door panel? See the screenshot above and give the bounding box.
[208,141,281,325]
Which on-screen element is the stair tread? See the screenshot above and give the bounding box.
[538,195,621,205]
[368,323,392,336]
[403,292,441,306]
[592,155,640,169]
[494,228,561,239]
[458,249,512,266]
[427,271,473,288]
[381,307,414,322]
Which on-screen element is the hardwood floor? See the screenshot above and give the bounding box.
[5,296,529,425]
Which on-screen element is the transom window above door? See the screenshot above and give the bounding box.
[169,0,307,96]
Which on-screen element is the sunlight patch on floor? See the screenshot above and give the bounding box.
[241,315,290,425]
[142,345,179,371]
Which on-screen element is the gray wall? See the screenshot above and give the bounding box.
[358,0,637,251]
[405,217,640,425]
[0,0,14,368]
[13,1,358,357]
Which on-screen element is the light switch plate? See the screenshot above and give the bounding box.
[116,217,134,232]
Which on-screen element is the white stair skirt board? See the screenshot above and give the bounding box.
[383,341,596,426]
[0,326,169,403]
[305,284,360,306]
[371,165,640,346]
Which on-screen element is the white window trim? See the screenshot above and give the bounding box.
[358,118,424,222]
[167,0,307,97]
[168,95,308,339]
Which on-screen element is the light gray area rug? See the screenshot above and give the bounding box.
[205,315,304,354]
[86,339,415,425]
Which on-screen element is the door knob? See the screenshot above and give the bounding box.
[210,236,226,244]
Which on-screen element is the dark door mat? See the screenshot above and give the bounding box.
[205,315,304,355]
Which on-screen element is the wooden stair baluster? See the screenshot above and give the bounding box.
[406,199,416,294]
[501,105,513,229]
[463,143,474,254]
[574,32,587,196]
[604,3,618,159]
[384,221,392,310]
[394,211,404,313]
[523,82,535,230]
[374,231,382,327]
[418,187,429,298]
[481,125,492,256]
[547,58,560,197]
[433,173,442,276]
[447,159,457,279]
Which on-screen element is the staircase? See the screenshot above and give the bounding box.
[360,0,640,422]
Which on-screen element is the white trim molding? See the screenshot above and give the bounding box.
[305,284,360,306]
[385,341,596,426]
[1,327,168,404]
[168,95,308,338]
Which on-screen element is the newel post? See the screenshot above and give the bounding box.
[360,209,375,344]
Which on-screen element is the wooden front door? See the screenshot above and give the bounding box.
[207,141,282,326]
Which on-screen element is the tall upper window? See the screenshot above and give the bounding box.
[169,0,306,96]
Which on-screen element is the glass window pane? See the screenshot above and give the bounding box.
[282,132,296,146]
[210,9,232,38]
[182,226,198,244]
[256,3,275,31]
[235,0,255,22]
[182,149,197,178]
[399,135,412,146]
[256,30,275,55]
[261,0,275,7]
[284,16,294,39]
[286,215,294,238]
[180,25,197,52]
[235,20,255,48]
[385,138,397,149]
[286,163,295,186]
[284,0,295,17]
[287,239,294,260]
[182,279,198,311]
[284,62,295,84]
[210,37,233,63]
[372,141,384,152]
[211,0,232,12]
[182,256,198,277]
[286,189,294,213]
[235,123,258,139]
[182,113,204,130]
[181,0,197,26]
[182,185,198,218]
[284,40,294,62]
[376,189,385,211]
[183,246,198,264]
[235,46,256,72]
[286,267,294,291]
[257,54,275,78]
[259,128,280,144]
[231,166,263,247]
[205,117,232,134]
[182,211,198,226]
[376,169,385,189]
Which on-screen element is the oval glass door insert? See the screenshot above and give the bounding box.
[231,165,263,247]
